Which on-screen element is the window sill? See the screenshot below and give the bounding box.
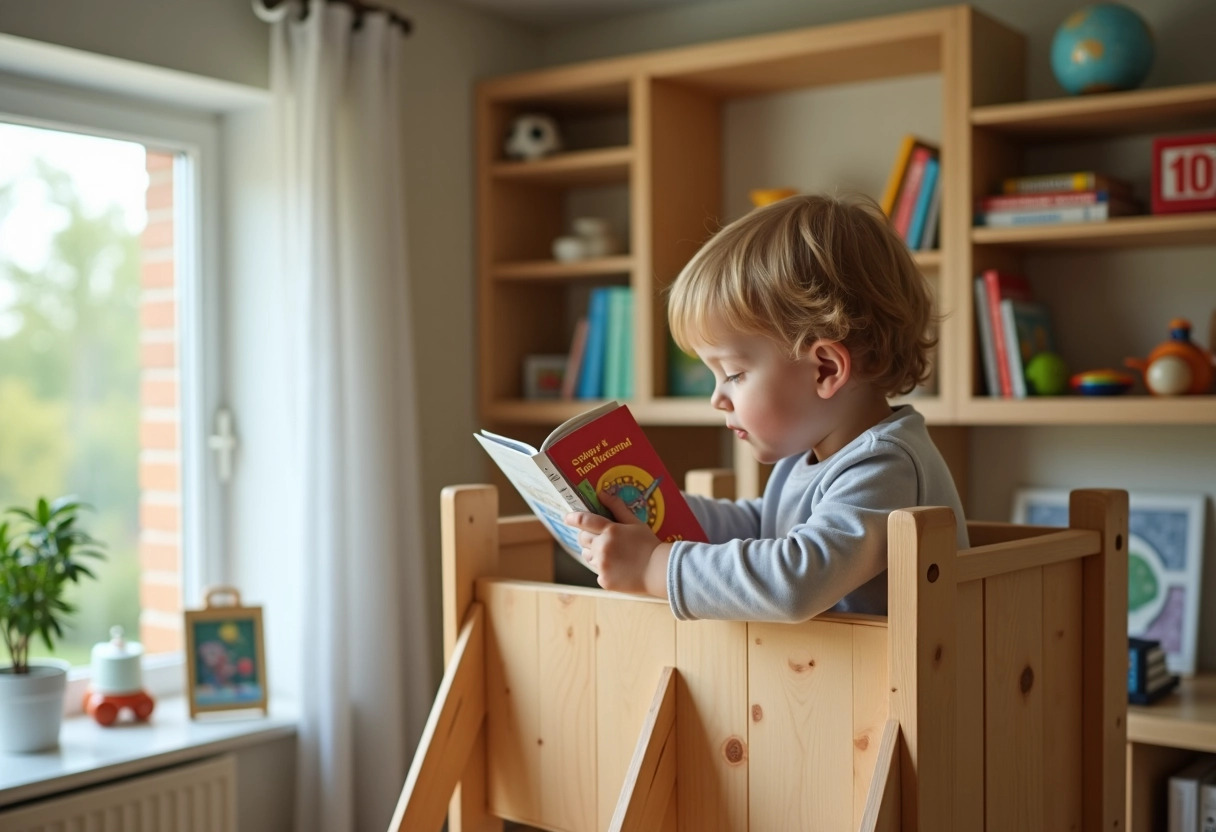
[0,696,298,807]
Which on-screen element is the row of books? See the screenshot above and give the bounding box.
[974,172,1138,227]
[973,270,1056,398]
[561,286,634,400]
[1168,753,1216,832]
[881,135,941,250]
[1129,636,1179,705]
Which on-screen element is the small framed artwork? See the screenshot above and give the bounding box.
[1012,488,1207,676]
[184,586,268,718]
[1151,131,1216,214]
[523,354,567,400]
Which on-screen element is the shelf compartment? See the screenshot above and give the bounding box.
[492,255,634,282]
[490,146,633,186]
[959,396,1216,426]
[972,212,1216,249]
[971,81,1216,140]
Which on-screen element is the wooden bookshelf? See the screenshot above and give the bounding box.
[960,396,1216,426]
[971,80,1216,139]
[492,255,634,282]
[490,146,632,186]
[972,212,1216,249]
[1126,675,1216,832]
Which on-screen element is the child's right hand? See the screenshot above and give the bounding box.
[566,491,670,598]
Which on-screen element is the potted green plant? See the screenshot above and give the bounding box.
[0,497,105,752]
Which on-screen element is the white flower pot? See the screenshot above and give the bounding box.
[0,659,70,753]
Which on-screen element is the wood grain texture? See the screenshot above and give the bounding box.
[596,597,676,830]
[1042,560,1083,832]
[609,667,678,832]
[984,567,1044,832]
[538,592,598,831]
[748,620,853,830]
[441,486,503,832]
[1072,490,1129,832]
[675,619,748,832]
[390,604,487,832]
[955,578,984,831]
[853,624,890,829]
[859,719,903,832]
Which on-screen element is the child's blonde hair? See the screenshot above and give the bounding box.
[668,193,937,396]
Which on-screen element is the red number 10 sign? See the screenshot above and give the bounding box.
[1152,132,1216,214]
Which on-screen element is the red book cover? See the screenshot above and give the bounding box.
[980,270,1034,397]
[976,189,1119,212]
[545,404,707,545]
[892,146,931,239]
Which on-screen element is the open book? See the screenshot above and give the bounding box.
[475,401,708,566]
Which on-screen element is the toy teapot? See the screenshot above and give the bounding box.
[1124,317,1215,396]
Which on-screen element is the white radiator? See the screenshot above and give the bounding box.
[0,754,237,832]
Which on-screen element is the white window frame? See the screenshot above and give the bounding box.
[0,39,264,709]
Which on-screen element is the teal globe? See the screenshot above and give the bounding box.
[1051,3,1154,95]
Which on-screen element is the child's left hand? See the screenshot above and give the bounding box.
[565,491,669,597]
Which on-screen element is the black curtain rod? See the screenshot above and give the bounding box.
[264,0,412,35]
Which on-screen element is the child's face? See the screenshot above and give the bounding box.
[691,329,827,464]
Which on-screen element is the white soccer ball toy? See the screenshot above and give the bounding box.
[505,113,562,161]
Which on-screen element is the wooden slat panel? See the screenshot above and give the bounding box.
[859,720,903,832]
[609,667,678,832]
[675,619,748,832]
[539,592,597,831]
[480,581,542,822]
[955,579,984,831]
[748,620,853,831]
[596,598,677,830]
[955,530,1100,582]
[965,522,1065,546]
[498,516,555,584]
[441,485,502,832]
[888,507,959,832]
[984,567,1044,832]
[1043,560,1084,832]
[390,605,487,832]
[1073,489,1129,832]
[852,624,890,829]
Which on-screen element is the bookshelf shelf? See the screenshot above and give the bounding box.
[971,212,1216,248]
[490,146,633,186]
[971,80,1216,140]
[911,249,941,270]
[958,396,1216,426]
[1128,674,1216,753]
[492,255,634,282]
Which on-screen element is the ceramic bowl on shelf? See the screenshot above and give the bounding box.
[552,235,588,262]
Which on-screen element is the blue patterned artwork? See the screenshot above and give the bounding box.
[1013,489,1206,676]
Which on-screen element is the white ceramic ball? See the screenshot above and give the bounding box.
[1146,355,1191,395]
[552,235,588,262]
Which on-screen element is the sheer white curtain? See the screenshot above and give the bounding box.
[254,3,433,830]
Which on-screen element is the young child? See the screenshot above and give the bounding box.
[565,192,968,622]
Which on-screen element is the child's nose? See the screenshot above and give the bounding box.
[710,386,732,411]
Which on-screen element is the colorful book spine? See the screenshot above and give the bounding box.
[576,287,612,399]
[977,189,1122,212]
[906,156,938,248]
[1001,171,1131,195]
[978,201,1134,226]
[880,135,918,216]
[602,287,634,399]
[980,270,1033,397]
[973,277,1000,396]
[893,146,931,239]
[561,317,589,400]
[919,171,943,250]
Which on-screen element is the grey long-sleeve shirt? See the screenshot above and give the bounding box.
[667,406,968,622]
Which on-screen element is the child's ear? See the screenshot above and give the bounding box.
[805,339,851,398]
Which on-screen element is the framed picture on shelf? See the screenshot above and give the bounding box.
[1012,488,1207,676]
[522,354,567,400]
[184,586,269,718]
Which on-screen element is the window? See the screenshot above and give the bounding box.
[0,74,227,703]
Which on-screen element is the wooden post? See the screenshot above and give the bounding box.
[684,468,736,499]
[888,506,959,832]
[441,485,502,832]
[1071,489,1128,832]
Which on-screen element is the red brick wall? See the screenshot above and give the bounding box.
[138,152,182,654]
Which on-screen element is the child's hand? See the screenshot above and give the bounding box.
[565,491,670,597]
